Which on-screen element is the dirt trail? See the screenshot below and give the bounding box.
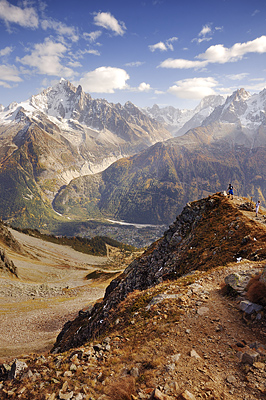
[0,229,121,359]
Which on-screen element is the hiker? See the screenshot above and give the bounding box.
[227,184,234,199]
[255,200,261,217]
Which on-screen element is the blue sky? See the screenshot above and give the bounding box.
[0,0,266,109]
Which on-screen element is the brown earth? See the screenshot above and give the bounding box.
[0,228,127,359]
[1,195,266,399]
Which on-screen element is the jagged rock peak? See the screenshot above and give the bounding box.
[194,94,225,113]
[223,88,251,108]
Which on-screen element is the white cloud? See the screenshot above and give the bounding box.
[87,49,101,56]
[149,42,167,52]
[244,80,266,92]
[0,46,13,57]
[252,9,260,17]
[200,25,212,36]
[227,73,249,81]
[41,19,79,42]
[17,38,74,77]
[198,35,266,63]
[159,58,207,69]
[149,37,178,52]
[192,24,213,44]
[78,67,129,93]
[0,64,22,82]
[125,61,145,67]
[93,12,126,36]
[68,61,82,68]
[168,77,218,99]
[83,30,102,42]
[138,82,151,92]
[0,0,38,28]
[0,80,12,88]
[166,37,178,51]
[160,35,266,69]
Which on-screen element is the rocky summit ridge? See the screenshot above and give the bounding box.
[52,193,266,353]
[1,194,266,399]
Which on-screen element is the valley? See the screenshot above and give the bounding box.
[0,228,135,358]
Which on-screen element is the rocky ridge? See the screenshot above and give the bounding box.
[52,193,266,353]
[1,194,266,399]
[0,222,25,277]
[1,260,266,399]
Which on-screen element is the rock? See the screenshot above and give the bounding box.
[260,266,266,284]
[8,359,28,380]
[0,248,18,277]
[70,363,77,371]
[224,273,250,294]
[74,394,84,400]
[197,306,209,316]
[190,349,202,360]
[240,300,263,314]
[146,293,180,310]
[226,375,236,383]
[166,363,176,372]
[130,367,139,377]
[177,390,196,400]
[171,353,181,363]
[253,362,265,370]
[238,349,260,365]
[47,394,56,400]
[59,390,74,399]
[149,388,172,400]
[21,369,33,380]
[0,364,9,380]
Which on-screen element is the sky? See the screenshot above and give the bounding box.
[0,0,266,110]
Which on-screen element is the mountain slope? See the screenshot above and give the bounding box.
[52,193,266,353]
[1,195,266,399]
[53,87,266,225]
[0,80,171,227]
[53,120,266,224]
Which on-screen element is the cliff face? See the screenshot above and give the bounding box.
[53,193,266,353]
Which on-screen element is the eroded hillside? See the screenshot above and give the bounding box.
[1,193,266,399]
[53,193,266,352]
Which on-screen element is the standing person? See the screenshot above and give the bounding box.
[227,184,234,199]
[255,200,261,217]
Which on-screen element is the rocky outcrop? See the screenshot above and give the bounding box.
[0,248,18,277]
[53,193,266,352]
[0,222,24,254]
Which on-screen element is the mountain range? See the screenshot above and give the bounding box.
[0,79,170,229]
[143,93,225,136]
[1,82,266,230]
[53,87,266,225]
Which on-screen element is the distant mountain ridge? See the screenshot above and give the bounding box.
[1,83,266,229]
[0,80,171,227]
[54,88,266,225]
[143,94,226,136]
